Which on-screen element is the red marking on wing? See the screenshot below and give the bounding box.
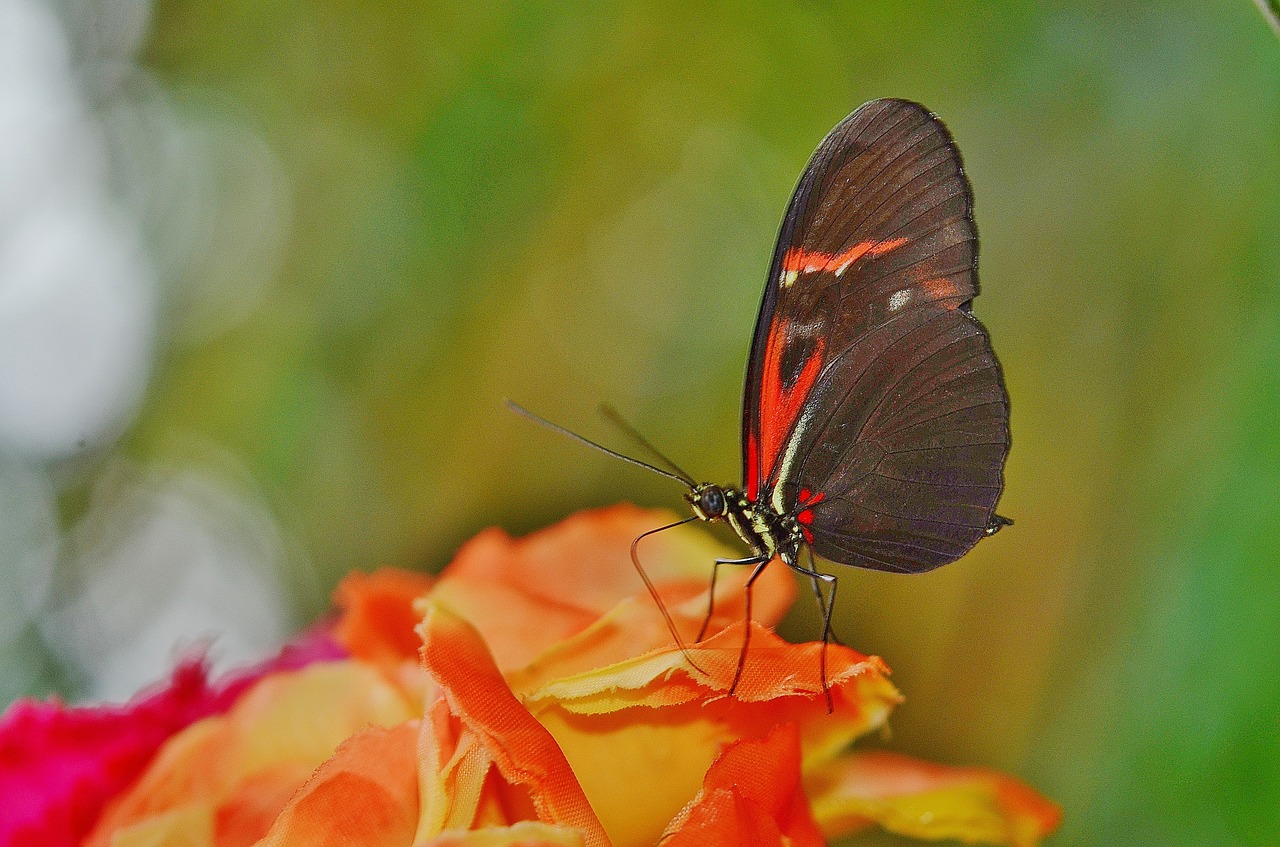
[796,490,823,526]
[758,319,826,486]
[746,431,760,501]
[781,237,908,277]
[922,277,965,305]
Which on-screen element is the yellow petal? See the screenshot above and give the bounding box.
[516,624,899,847]
[105,806,213,847]
[533,704,725,847]
[806,750,1062,847]
[420,821,585,846]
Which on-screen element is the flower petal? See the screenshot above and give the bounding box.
[417,601,611,847]
[662,723,824,847]
[805,750,1062,847]
[420,820,585,847]
[417,695,473,833]
[333,568,436,668]
[333,568,438,704]
[255,721,421,847]
[96,805,214,847]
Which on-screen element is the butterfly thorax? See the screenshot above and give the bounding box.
[687,483,802,566]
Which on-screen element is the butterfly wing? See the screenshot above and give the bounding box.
[742,99,1010,573]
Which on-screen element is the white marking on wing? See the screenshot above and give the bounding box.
[771,415,811,514]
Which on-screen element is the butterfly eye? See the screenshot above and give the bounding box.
[699,487,725,517]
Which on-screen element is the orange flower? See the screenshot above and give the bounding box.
[27,504,1058,846]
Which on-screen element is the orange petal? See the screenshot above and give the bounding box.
[333,568,436,666]
[255,721,420,847]
[417,601,611,847]
[427,505,794,671]
[805,750,1063,847]
[662,723,823,847]
[218,763,319,846]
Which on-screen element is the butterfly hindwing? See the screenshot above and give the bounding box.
[742,98,1010,573]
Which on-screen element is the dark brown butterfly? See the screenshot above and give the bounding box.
[680,98,1011,700]
[513,98,1010,706]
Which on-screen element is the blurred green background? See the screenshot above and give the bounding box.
[2,1,1278,844]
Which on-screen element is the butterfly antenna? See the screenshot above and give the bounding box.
[599,404,696,486]
[505,400,694,488]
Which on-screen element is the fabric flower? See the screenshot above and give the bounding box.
[0,504,1060,846]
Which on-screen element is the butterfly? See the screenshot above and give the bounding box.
[513,98,1010,706]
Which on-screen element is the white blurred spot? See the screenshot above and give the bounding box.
[0,198,154,458]
[888,288,912,312]
[0,0,297,701]
[0,0,102,223]
[45,461,292,702]
[0,0,157,459]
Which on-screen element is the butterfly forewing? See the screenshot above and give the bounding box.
[743,98,1010,573]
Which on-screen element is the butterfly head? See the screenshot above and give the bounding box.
[687,483,727,522]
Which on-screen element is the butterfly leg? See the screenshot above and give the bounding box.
[803,546,845,647]
[790,554,838,713]
[697,554,765,642]
[696,559,721,642]
[722,555,771,698]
